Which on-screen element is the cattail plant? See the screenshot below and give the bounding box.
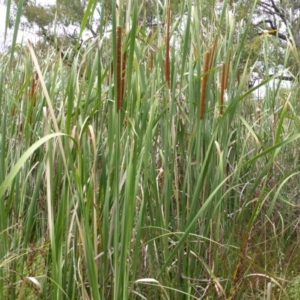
[237,68,241,86]
[148,29,154,72]
[29,71,38,124]
[200,51,210,119]
[220,62,226,115]
[256,99,262,124]
[164,2,171,87]
[219,50,231,115]
[107,61,114,86]
[193,45,198,60]
[121,50,127,101]
[209,35,218,69]
[2,1,299,299]
[149,48,154,72]
[225,49,231,90]
[116,25,123,111]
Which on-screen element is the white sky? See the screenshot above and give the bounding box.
[0,1,56,50]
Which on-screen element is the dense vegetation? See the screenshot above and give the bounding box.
[1,0,300,299]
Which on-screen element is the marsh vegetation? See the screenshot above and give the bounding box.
[1,0,300,299]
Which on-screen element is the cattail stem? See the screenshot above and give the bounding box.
[164,3,171,87]
[29,71,39,123]
[149,49,154,72]
[116,26,122,112]
[193,45,198,60]
[220,62,226,116]
[219,50,231,116]
[200,51,210,119]
[225,50,231,90]
[209,35,218,69]
[121,51,127,101]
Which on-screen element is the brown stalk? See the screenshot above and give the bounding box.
[116,26,122,112]
[164,2,171,87]
[30,71,39,102]
[220,62,226,116]
[200,51,210,119]
[228,231,251,300]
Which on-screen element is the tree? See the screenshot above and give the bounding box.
[256,0,300,46]
[4,0,185,65]
[222,0,300,84]
[253,1,300,78]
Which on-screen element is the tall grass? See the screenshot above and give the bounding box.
[1,0,300,299]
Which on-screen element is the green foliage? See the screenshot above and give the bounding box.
[1,0,300,299]
[285,275,300,299]
[56,0,85,25]
[23,4,54,28]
